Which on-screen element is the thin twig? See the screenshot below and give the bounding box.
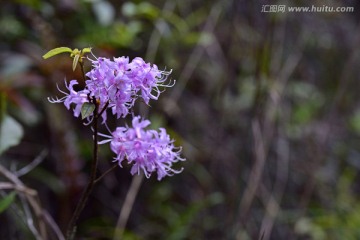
[0,165,52,240]
[113,174,144,240]
[0,164,23,186]
[236,119,266,233]
[43,211,65,240]
[79,61,87,82]
[258,138,289,240]
[98,101,110,118]
[145,0,175,61]
[0,182,37,196]
[66,97,100,240]
[20,194,43,240]
[16,150,48,177]
[169,3,222,103]
[94,163,118,184]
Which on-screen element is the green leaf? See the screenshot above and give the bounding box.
[70,48,80,58]
[42,47,72,59]
[72,54,80,71]
[82,47,92,54]
[81,103,96,119]
[0,191,16,214]
[0,115,24,155]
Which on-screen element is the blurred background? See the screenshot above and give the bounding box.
[1,0,360,239]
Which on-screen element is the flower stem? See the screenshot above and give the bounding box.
[66,98,99,240]
[79,61,87,82]
[113,174,143,240]
[94,163,118,184]
[98,101,110,117]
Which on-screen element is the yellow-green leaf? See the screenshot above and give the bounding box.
[0,191,16,213]
[82,47,92,54]
[42,47,72,59]
[70,48,80,58]
[81,102,96,119]
[72,54,80,71]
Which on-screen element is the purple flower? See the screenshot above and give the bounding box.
[48,80,89,117]
[109,116,185,180]
[85,57,134,120]
[49,55,174,123]
[85,56,174,120]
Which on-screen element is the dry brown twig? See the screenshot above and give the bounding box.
[113,174,144,240]
[0,163,64,240]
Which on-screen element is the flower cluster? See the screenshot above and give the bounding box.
[49,53,184,180]
[49,56,173,122]
[108,116,184,180]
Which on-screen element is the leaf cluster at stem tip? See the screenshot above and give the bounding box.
[42,47,92,71]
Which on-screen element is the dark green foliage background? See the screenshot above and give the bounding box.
[1,0,360,239]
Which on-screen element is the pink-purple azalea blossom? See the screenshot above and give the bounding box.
[105,116,185,180]
[49,56,173,121]
[48,55,184,180]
